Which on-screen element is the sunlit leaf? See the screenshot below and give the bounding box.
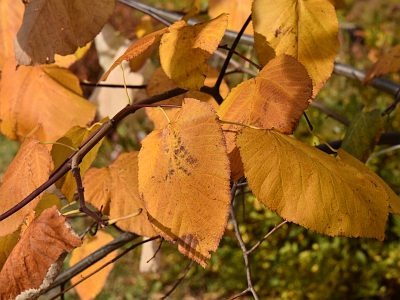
[237,128,391,241]
[363,44,400,85]
[139,99,231,267]
[51,121,107,201]
[83,167,112,216]
[146,66,228,129]
[14,0,116,66]
[99,27,168,82]
[160,14,228,90]
[70,231,117,300]
[0,125,53,238]
[0,58,96,142]
[0,206,81,299]
[341,109,383,163]
[252,0,339,98]
[0,0,23,70]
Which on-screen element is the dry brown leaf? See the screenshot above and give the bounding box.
[145,66,228,129]
[237,128,391,241]
[83,167,112,216]
[363,44,400,85]
[14,0,116,66]
[70,231,117,300]
[139,99,231,267]
[0,125,53,238]
[0,58,96,142]
[0,0,24,70]
[0,206,81,299]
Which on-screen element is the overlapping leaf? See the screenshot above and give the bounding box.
[363,44,400,85]
[0,206,81,299]
[160,14,228,90]
[51,121,106,201]
[138,99,231,267]
[146,66,229,129]
[70,231,117,300]
[0,58,96,142]
[237,128,395,241]
[14,0,116,66]
[83,152,156,237]
[0,125,53,238]
[341,109,383,163]
[252,0,339,98]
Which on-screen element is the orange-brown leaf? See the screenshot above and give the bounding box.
[100,27,168,82]
[363,44,400,85]
[83,167,112,216]
[138,99,231,267]
[0,125,53,238]
[0,206,81,299]
[14,0,116,66]
[70,231,117,300]
[0,58,96,142]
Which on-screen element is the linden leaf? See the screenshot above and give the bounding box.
[108,152,157,237]
[0,58,96,142]
[99,27,168,82]
[208,0,253,35]
[51,121,107,201]
[146,66,228,129]
[0,0,24,70]
[138,99,231,267]
[0,125,53,238]
[0,230,20,271]
[83,167,112,216]
[160,14,228,90]
[341,109,383,163]
[237,128,390,241]
[363,44,400,85]
[14,0,116,66]
[0,206,81,299]
[252,0,339,98]
[70,231,117,300]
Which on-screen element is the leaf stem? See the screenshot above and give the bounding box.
[157,106,171,123]
[220,119,261,130]
[119,63,131,105]
[39,141,78,151]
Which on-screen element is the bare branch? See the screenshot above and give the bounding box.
[161,260,194,299]
[247,220,288,255]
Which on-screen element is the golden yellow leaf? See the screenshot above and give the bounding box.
[83,167,112,216]
[208,0,253,35]
[0,206,81,299]
[0,58,96,142]
[34,193,62,215]
[0,230,20,271]
[160,14,228,90]
[14,0,116,66]
[252,0,339,98]
[138,99,231,267]
[363,44,400,85]
[109,152,157,237]
[100,27,168,82]
[70,231,117,300]
[0,125,53,238]
[51,121,106,201]
[0,0,23,70]
[145,66,228,129]
[237,128,390,241]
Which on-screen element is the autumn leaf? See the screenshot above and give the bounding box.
[51,121,107,201]
[145,66,229,129]
[0,0,24,70]
[84,152,156,237]
[138,99,231,267]
[0,206,81,299]
[208,0,253,35]
[328,0,346,9]
[160,14,228,90]
[218,54,312,180]
[237,128,392,241]
[0,125,53,238]
[0,230,20,271]
[14,0,116,66]
[363,44,400,85]
[252,0,339,98]
[0,58,96,142]
[341,109,383,163]
[70,231,117,300]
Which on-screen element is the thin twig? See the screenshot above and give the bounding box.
[247,220,288,255]
[80,82,147,89]
[218,44,261,70]
[147,239,164,263]
[161,260,194,299]
[310,101,350,126]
